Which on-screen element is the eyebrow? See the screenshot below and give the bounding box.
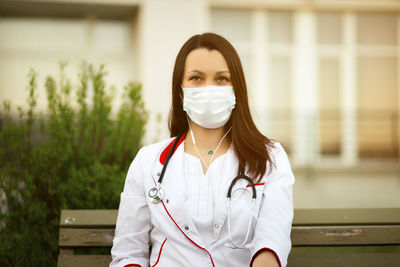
[187,70,230,75]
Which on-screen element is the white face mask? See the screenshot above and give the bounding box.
[183,85,236,129]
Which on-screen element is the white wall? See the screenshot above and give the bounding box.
[293,168,400,208]
[0,16,138,115]
[137,0,208,143]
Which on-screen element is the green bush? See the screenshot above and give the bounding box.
[0,62,147,266]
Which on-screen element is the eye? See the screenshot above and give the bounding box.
[217,76,230,83]
[189,75,201,81]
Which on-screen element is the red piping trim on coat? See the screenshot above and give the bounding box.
[159,134,186,165]
[246,182,265,188]
[160,200,215,267]
[249,247,281,267]
[153,137,215,266]
[123,264,141,267]
[152,238,167,267]
[152,176,157,186]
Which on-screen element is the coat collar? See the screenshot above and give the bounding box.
[159,134,186,165]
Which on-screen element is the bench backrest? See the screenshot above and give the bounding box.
[58,208,400,267]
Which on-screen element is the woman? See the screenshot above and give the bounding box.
[110,33,294,267]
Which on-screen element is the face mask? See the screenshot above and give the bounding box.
[183,85,236,129]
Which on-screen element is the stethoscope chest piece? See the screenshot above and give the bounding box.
[149,187,164,204]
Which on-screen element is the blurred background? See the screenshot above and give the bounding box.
[1,0,400,210]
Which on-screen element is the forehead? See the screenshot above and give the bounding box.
[184,48,229,72]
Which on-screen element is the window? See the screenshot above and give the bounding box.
[357,13,398,158]
[210,8,400,162]
[317,12,342,156]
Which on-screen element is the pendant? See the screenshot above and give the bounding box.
[208,150,213,154]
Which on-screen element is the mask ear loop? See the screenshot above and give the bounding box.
[180,84,184,99]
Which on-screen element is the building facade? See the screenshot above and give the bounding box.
[1,0,400,208]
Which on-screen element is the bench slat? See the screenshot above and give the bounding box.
[60,210,118,227]
[58,255,111,267]
[59,225,400,248]
[57,252,400,267]
[291,225,400,245]
[287,252,400,267]
[59,228,114,247]
[60,208,400,227]
[293,208,400,225]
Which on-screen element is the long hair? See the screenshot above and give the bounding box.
[168,33,274,182]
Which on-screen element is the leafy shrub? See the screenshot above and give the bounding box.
[0,62,147,266]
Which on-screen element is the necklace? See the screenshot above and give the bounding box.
[188,120,232,169]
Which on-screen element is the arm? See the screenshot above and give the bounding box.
[110,148,151,267]
[250,144,295,267]
[252,250,280,267]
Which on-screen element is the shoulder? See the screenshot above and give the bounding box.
[266,141,293,177]
[268,141,288,158]
[134,136,177,163]
[125,137,177,185]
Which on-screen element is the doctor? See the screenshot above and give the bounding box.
[110,33,295,267]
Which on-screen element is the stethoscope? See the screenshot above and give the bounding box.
[148,133,257,249]
[147,134,183,204]
[225,172,256,249]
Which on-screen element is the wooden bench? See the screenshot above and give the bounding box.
[58,208,400,267]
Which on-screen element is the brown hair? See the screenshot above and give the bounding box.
[168,33,274,182]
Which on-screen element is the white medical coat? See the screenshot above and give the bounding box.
[110,136,295,267]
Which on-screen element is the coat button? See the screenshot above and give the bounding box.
[184,225,189,231]
[214,224,219,229]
